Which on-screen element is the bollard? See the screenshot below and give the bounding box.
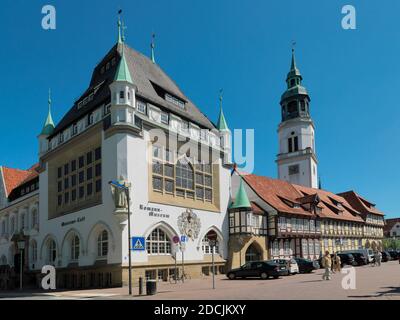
[139,277,143,295]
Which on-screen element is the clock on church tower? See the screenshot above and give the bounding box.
[276,47,318,189]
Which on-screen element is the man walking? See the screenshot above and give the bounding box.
[321,251,332,280]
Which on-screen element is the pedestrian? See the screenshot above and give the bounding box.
[377,251,382,267]
[372,251,379,267]
[321,251,332,280]
[331,253,336,273]
[333,253,341,273]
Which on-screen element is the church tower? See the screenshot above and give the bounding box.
[276,47,318,188]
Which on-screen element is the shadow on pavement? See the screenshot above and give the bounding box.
[348,286,400,299]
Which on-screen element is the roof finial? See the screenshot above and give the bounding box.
[48,88,52,110]
[117,9,122,44]
[219,88,223,109]
[318,176,322,190]
[151,33,156,64]
[121,20,127,43]
[291,40,297,70]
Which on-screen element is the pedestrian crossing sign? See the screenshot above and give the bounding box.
[131,237,146,251]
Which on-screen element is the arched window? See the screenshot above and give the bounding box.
[146,228,171,255]
[48,239,57,263]
[176,160,194,190]
[202,234,220,254]
[71,235,80,261]
[97,230,108,258]
[30,240,37,263]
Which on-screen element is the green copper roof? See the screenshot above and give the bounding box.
[41,89,55,136]
[217,93,229,131]
[230,177,251,209]
[114,45,133,83]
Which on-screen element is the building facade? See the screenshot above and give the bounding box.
[0,22,232,289]
[227,169,384,270]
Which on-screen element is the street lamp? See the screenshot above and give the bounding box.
[109,180,132,296]
[16,239,25,290]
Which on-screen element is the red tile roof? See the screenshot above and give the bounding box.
[338,191,384,216]
[241,174,314,217]
[1,164,39,197]
[294,185,365,223]
[238,171,365,223]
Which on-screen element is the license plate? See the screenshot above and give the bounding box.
[280,267,285,270]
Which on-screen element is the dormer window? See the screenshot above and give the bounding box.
[165,93,185,109]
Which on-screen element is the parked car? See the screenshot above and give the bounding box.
[334,253,356,267]
[388,250,400,260]
[226,261,288,280]
[294,258,319,273]
[341,249,373,264]
[271,258,299,275]
[348,252,368,266]
[381,251,392,262]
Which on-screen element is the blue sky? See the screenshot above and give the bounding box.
[0,0,399,218]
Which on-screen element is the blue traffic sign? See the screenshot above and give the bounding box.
[181,235,187,243]
[131,237,146,251]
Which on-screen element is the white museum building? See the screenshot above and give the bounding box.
[0,22,232,289]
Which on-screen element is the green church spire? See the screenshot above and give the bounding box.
[286,43,302,88]
[115,45,133,83]
[41,89,55,136]
[217,90,229,131]
[114,16,133,84]
[230,177,251,209]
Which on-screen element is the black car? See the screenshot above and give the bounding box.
[334,253,356,267]
[294,258,319,273]
[388,251,400,260]
[227,261,288,280]
[350,252,368,266]
[381,251,392,262]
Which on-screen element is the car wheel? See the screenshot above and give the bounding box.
[227,273,236,280]
[260,272,268,280]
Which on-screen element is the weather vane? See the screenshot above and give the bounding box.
[291,40,296,52]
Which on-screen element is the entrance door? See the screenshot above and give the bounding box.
[245,243,261,263]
